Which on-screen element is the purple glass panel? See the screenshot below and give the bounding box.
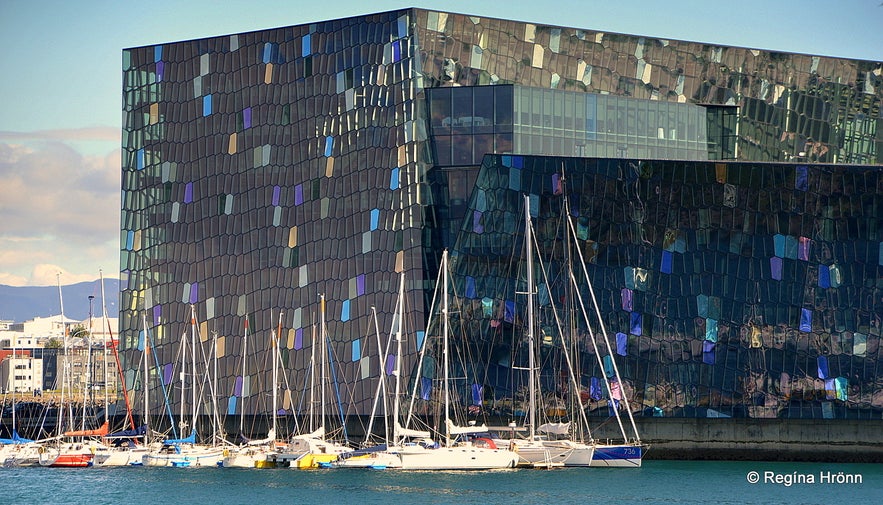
[385,354,396,376]
[156,61,164,82]
[466,276,476,298]
[621,288,633,311]
[295,184,303,205]
[357,274,365,296]
[795,165,808,191]
[184,182,193,203]
[294,328,303,350]
[552,173,562,194]
[702,340,715,364]
[630,312,642,336]
[817,355,829,379]
[616,332,627,356]
[153,305,162,325]
[163,363,173,385]
[504,300,515,323]
[770,256,783,280]
[234,376,243,397]
[243,107,252,129]
[189,282,198,303]
[272,185,281,206]
[798,237,810,261]
[660,250,673,274]
[818,265,830,288]
[473,210,484,233]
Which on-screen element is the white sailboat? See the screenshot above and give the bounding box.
[143,305,224,467]
[390,252,518,471]
[273,296,351,469]
[494,195,594,468]
[223,313,283,468]
[559,180,644,467]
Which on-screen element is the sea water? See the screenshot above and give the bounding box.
[1,460,880,505]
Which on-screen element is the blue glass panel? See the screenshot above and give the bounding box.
[397,16,407,38]
[504,300,515,323]
[392,40,401,62]
[773,234,785,257]
[351,338,360,361]
[465,276,476,298]
[302,34,311,57]
[818,264,830,288]
[227,396,237,416]
[415,331,425,352]
[770,256,783,280]
[481,297,493,317]
[538,283,550,306]
[660,250,673,274]
[512,155,524,169]
[508,166,521,191]
[501,155,512,167]
[203,94,212,116]
[800,308,813,332]
[817,356,829,379]
[705,318,718,342]
[603,355,615,378]
[370,208,380,230]
[702,340,715,364]
[341,299,350,322]
[263,42,272,64]
[795,165,808,191]
[471,383,483,405]
[835,377,848,401]
[420,377,432,400]
[390,167,399,189]
[137,330,145,351]
[126,230,134,250]
[529,194,539,217]
[616,332,627,356]
[154,46,162,62]
[475,188,487,211]
[630,312,642,336]
[880,242,883,266]
[137,149,144,170]
[324,136,333,157]
[590,377,602,400]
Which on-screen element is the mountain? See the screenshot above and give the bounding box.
[0,279,120,323]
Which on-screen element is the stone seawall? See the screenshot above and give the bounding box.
[591,417,883,463]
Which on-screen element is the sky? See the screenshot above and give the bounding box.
[0,0,881,287]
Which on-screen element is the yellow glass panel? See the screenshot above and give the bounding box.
[282,389,292,410]
[228,133,237,154]
[286,328,295,349]
[264,63,273,84]
[133,230,142,250]
[395,250,404,273]
[715,163,727,183]
[200,321,209,342]
[325,156,334,177]
[217,335,225,358]
[288,226,298,247]
[149,103,159,125]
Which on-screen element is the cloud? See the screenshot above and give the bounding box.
[0,132,120,286]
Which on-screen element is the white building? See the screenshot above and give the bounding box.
[0,353,44,393]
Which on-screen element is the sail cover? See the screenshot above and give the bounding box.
[105,425,148,438]
[537,422,571,435]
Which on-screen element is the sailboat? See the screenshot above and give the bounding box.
[222,313,283,468]
[142,305,225,467]
[388,251,518,471]
[491,195,595,468]
[556,177,644,467]
[0,339,42,467]
[272,296,352,469]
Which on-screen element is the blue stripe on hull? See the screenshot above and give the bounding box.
[591,445,643,467]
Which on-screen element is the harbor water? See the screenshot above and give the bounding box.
[1,460,880,504]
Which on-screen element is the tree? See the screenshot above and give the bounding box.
[44,337,63,349]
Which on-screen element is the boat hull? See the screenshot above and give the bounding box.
[394,444,518,470]
[590,444,643,467]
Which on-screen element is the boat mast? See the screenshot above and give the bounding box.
[442,250,451,448]
[391,273,405,445]
[319,294,327,439]
[239,314,249,437]
[273,310,283,438]
[524,195,537,442]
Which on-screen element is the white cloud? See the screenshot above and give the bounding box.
[0,131,120,286]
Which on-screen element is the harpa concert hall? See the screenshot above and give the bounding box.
[120,8,883,457]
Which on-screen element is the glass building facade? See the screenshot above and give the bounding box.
[119,9,882,426]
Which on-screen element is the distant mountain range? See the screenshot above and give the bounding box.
[0,280,120,323]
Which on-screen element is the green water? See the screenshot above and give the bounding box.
[1,460,880,504]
